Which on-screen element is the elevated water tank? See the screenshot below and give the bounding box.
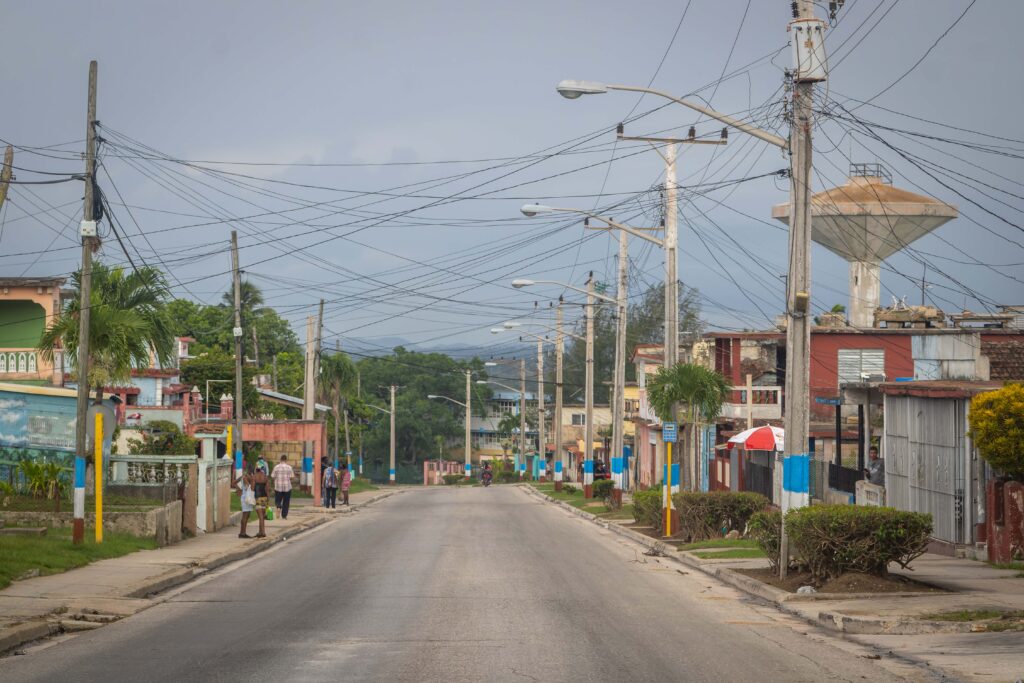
[772,164,957,327]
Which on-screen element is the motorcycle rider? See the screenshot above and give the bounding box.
[481,462,493,486]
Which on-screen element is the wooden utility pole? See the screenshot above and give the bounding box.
[73,61,98,545]
[231,231,244,464]
[0,146,13,211]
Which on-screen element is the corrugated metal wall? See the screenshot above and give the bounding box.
[884,394,967,543]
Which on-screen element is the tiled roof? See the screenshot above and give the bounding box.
[983,339,1024,380]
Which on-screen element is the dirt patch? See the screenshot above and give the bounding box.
[736,567,945,594]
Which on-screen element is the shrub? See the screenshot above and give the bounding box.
[632,489,663,528]
[127,420,197,456]
[562,484,577,494]
[785,505,932,584]
[748,509,782,571]
[969,384,1024,479]
[442,474,464,485]
[496,471,518,483]
[671,491,770,542]
[592,479,614,501]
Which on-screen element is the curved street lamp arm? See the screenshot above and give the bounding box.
[428,395,468,409]
[606,84,788,150]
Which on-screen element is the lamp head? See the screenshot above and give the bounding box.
[489,328,504,334]
[520,204,552,217]
[502,321,521,329]
[484,362,498,367]
[511,279,534,289]
[476,380,489,384]
[427,395,438,399]
[556,79,608,99]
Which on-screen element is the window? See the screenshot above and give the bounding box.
[494,399,517,415]
[27,353,36,373]
[7,353,15,372]
[0,354,5,373]
[837,348,885,385]
[17,353,27,373]
[571,413,586,426]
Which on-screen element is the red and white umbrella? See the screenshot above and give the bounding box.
[727,425,784,451]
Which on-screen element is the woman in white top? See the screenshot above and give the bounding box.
[232,465,256,539]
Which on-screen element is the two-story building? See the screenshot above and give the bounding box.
[0,277,66,386]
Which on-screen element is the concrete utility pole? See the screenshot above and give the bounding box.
[357,370,364,476]
[302,315,316,491]
[611,231,628,505]
[230,230,245,485]
[583,275,596,498]
[464,369,472,480]
[536,337,546,481]
[389,384,397,484]
[554,303,565,490]
[519,358,527,479]
[780,0,825,578]
[73,61,98,545]
[663,143,678,377]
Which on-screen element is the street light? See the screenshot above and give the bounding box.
[368,386,398,484]
[427,372,473,480]
[558,0,825,579]
[478,365,528,480]
[510,277,606,499]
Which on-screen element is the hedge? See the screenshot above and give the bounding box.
[671,491,770,542]
[632,489,663,528]
[748,509,783,571]
[592,479,614,501]
[442,474,465,485]
[786,505,932,584]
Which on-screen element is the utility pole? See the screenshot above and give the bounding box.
[357,370,364,476]
[314,299,324,502]
[464,369,473,480]
[611,231,628,505]
[583,274,595,498]
[0,146,13,212]
[554,302,565,491]
[230,230,245,486]
[519,358,527,479]
[73,61,98,545]
[780,0,824,579]
[389,384,397,484]
[536,337,546,481]
[302,315,316,492]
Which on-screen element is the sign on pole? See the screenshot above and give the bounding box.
[815,396,841,406]
[662,421,677,442]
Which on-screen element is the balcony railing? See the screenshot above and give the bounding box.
[720,386,782,420]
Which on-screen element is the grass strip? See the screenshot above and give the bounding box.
[0,526,156,590]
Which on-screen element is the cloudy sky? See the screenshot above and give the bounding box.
[2,0,1021,358]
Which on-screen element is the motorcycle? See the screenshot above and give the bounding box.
[481,470,493,487]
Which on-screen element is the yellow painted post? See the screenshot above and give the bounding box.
[664,441,672,537]
[94,412,103,543]
[226,425,233,461]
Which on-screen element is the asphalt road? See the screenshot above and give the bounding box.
[1,486,923,682]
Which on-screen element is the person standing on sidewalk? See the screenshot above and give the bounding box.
[272,454,295,520]
[323,460,338,509]
[340,462,352,506]
[252,465,269,538]
[232,465,255,538]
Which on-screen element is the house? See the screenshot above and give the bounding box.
[0,277,66,386]
[469,390,539,463]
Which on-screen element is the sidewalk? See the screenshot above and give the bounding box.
[520,484,1024,682]
[0,487,400,654]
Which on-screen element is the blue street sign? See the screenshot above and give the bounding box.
[815,397,841,406]
[662,422,677,442]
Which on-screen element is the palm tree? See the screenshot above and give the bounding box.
[39,262,174,403]
[319,352,357,464]
[646,363,731,490]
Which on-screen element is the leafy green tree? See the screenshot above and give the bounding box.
[355,348,488,481]
[39,262,174,400]
[646,363,731,489]
[180,349,260,418]
[969,384,1024,479]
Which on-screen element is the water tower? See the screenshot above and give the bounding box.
[772,164,957,327]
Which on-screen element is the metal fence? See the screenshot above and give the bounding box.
[744,461,773,502]
[809,458,827,500]
[828,462,861,494]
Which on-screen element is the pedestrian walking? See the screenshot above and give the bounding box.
[252,464,269,538]
[232,464,255,538]
[323,460,338,509]
[340,462,352,506]
[271,454,295,520]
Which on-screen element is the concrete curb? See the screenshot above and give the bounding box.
[517,484,964,637]
[0,489,401,655]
